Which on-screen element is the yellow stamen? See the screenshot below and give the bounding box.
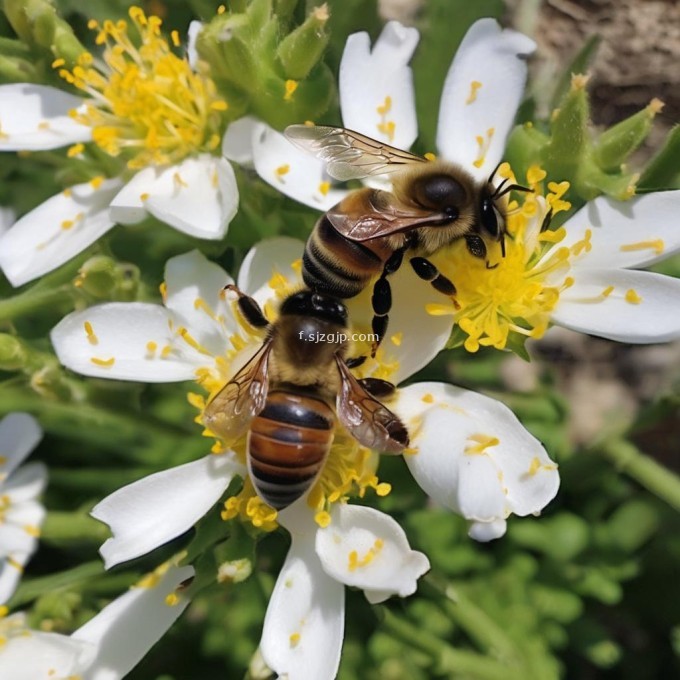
[619,239,664,256]
[466,80,482,104]
[625,288,642,304]
[90,356,115,367]
[83,321,98,345]
[284,79,298,101]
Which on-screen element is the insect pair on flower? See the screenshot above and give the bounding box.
[206,121,523,510]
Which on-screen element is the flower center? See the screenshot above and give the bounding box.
[56,7,227,169]
[427,167,577,352]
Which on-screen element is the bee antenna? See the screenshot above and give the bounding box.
[500,236,506,258]
[540,208,554,232]
[495,183,533,199]
[488,160,504,184]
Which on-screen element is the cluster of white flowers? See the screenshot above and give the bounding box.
[1,9,679,680]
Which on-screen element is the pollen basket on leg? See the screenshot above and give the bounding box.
[58,7,227,169]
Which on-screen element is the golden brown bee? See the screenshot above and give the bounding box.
[285,124,530,354]
[203,287,408,510]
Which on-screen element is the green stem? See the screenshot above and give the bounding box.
[598,438,680,511]
[0,387,196,463]
[0,284,75,321]
[42,510,111,544]
[423,576,521,663]
[378,607,520,680]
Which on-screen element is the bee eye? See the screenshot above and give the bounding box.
[480,196,499,238]
[420,174,465,209]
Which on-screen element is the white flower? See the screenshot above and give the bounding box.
[0,563,193,680]
[424,181,680,351]
[228,18,534,209]
[50,238,558,678]
[0,413,46,605]
[0,8,237,287]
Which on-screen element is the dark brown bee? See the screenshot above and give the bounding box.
[203,287,408,510]
[285,124,530,354]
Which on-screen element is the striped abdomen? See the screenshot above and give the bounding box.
[248,390,335,509]
[303,216,383,299]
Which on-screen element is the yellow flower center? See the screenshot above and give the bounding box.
[57,7,226,169]
[428,167,578,352]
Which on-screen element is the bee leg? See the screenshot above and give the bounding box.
[464,234,487,259]
[358,377,397,398]
[369,246,408,357]
[345,355,367,369]
[410,257,460,310]
[222,284,269,329]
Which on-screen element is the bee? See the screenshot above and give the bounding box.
[284,124,530,354]
[203,286,409,510]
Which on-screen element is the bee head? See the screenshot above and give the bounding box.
[412,172,468,222]
[280,290,348,327]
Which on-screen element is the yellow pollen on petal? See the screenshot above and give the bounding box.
[23,525,41,537]
[146,341,158,356]
[83,321,98,345]
[165,593,180,606]
[318,181,331,196]
[178,327,211,355]
[90,356,115,367]
[63,188,73,197]
[38,121,50,130]
[421,393,434,404]
[424,152,436,161]
[625,288,642,304]
[284,79,298,101]
[376,95,396,142]
[173,172,188,188]
[61,219,75,231]
[275,164,290,182]
[348,538,384,572]
[390,332,402,346]
[67,143,85,157]
[0,605,8,617]
[527,457,557,476]
[619,239,665,256]
[465,433,500,456]
[466,80,482,104]
[315,511,331,528]
[289,633,301,648]
[89,176,104,189]
[7,557,23,572]
[601,286,615,298]
[472,128,495,169]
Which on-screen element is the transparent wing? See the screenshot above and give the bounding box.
[335,356,409,453]
[284,125,425,181]
[203,340,273,443]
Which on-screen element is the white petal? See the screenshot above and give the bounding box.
[2,462,48,504]
[339,21,419,150]
[108,169,154,225]
[252,123,347,210]
[0,412,42,477]
[552,268,680,343]
[260,534,345,680]
[51,303,202,382]
[222,115,259,165]
[0,523,38,558]
[0,557,25,603]
[124,155,238,239]
[0,179,121,286]
[316,504,429,603]
[556,191,680,269]
[186,20,203,70]
[0,206,15,234]
[346,265,452,384]
[0,616,96,680]
[164,250,236,357]
[91,454,244,568]
[436,19,535,180]
[468,518,507,542]
[237,237,305,305]
[0,84,91,150]
[73,564,194,680]
[396,382,559,529]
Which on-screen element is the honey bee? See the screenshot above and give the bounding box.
[203,286,409,510]
[284,124,530,354]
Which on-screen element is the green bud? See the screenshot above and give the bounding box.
[585,640,622,668]
[217,557,253,584]
[2,0,35,44]
[277,4,330,80]
[31,4,57,48]
[75,256,118,298]
[50,17,87,66]
[576,156,639,201]
[247,0,274,29]
[0,37,34,60]
[504,122,549,182]
[639,123,680,190]
[274,0,299,20]
[0,54,39,83]
[197,14,257,92]
[542,73,591,181]
[0,333,28,371]
[594,99,662,172]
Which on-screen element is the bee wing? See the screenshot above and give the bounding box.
[203,339,273,443]
[327,196,447,241]
[284,125,426,181]
[335,356,409,454]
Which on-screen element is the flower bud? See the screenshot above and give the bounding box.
[504,122,550,181]
[542,73,591,182]
[74,256,118,298]
[594,99,663,173]
[50,17,87,66]
[276,4,330,80]
[0,53,38,82]
[0,333,28,370]
[217,557,253,584]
